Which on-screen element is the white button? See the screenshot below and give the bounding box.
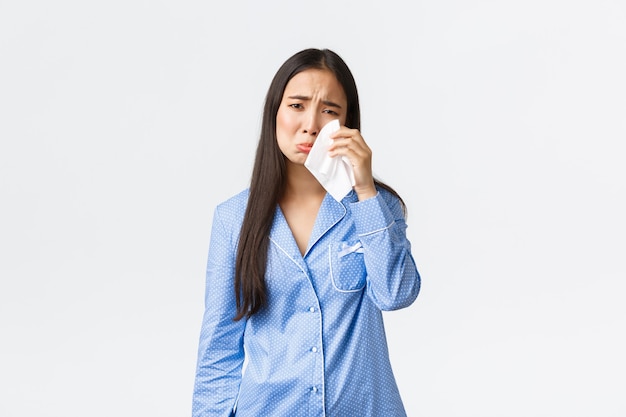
[311,347,318,353]
[309,307,315,312]
[312,386,318,392]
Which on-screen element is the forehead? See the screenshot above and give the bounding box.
[283,69,347,102]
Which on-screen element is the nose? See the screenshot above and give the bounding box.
[302,111,321,137]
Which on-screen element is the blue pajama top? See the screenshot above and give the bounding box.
[193,187,420,416]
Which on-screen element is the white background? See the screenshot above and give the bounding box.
[1,1,625,416]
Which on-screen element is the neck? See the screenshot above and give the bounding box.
[283,162,326,200]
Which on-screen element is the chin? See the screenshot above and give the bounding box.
[286,156,307,166]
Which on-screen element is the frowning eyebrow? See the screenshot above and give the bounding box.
[287,95,343,109]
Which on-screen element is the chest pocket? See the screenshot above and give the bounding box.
[329,240,366,292]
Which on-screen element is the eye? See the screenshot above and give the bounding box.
[323,109,339,116]
[289,103,304,109]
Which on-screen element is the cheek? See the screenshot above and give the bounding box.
[275,110,294,153]
[276,109,298,134]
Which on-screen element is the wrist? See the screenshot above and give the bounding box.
[354,183,377,201]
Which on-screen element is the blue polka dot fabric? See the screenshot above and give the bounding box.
[192,188,421,417]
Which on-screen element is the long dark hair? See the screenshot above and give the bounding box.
[234,48,405,320]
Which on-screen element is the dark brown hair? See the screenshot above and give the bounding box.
[234,48,405,320]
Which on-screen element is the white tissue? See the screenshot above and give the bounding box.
[304,119,355,202]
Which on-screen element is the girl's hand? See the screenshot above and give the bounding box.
[328,127,377,201]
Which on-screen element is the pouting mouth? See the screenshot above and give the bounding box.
[296,143,314,154]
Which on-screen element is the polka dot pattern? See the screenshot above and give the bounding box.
[192,188,421,417]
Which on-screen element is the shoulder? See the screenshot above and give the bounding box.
[217,188,249,210]
[374,184,406,220]
[341,186,402,209]
[213,188,249,224]
[375,185,403,209]
[375,185,396,202]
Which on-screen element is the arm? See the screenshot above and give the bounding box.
[328,126,420,309]
[192,205,246,417]
[350,191,421,310]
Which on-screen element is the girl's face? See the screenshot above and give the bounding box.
[276,68,347,166]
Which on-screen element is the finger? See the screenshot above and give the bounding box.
[328,137,371,158]
[330,127,362,142]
